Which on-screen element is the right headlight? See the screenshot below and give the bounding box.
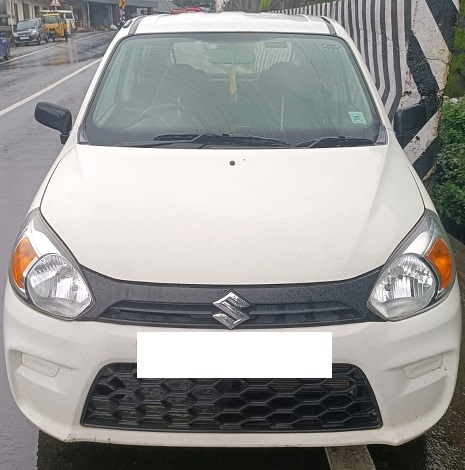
[9,210,94,320]
[368,210,455,321]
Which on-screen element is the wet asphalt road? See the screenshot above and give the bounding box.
[0,30,464,470]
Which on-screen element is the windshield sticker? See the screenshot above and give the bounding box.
[321,44,344,53]
[349,112,367,124]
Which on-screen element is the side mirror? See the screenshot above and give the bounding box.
[35,102,72,144]
[394,102,428,147]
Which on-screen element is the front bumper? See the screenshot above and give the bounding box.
[3,280,462,447]
[15,36,32,43]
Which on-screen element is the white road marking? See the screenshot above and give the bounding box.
[0,58,101,117]
[325,446,376,470]
[0,32,108,65]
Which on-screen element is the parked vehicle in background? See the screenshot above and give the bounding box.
[0,32,10,60]
[42,13,68,42]
[13,19,48,46]
[40,9,76,33]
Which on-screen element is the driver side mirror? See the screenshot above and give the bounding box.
[35,102,72,144]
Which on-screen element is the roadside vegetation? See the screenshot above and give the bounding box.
[431,99,465,229]
[430,1,465,241]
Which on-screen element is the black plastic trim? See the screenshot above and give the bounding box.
[321,17,337,35]
[128,15,144,35]
[79,267,383,327]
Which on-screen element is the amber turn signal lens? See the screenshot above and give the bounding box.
[11,237,37,290]
[426,237,454,290]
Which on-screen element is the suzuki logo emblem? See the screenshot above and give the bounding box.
[213,292,251,329]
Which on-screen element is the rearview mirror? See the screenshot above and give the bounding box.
[35,102,72,144]
[208,48,255,65]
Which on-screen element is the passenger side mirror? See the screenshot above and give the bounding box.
[34,102,72,144]
[394,102,428,147]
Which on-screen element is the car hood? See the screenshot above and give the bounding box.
[41,144,424,284]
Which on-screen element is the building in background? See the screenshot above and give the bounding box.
[0,0,177,32]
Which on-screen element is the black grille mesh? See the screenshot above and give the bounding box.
[99,301,363,327]
[82,364,381,432]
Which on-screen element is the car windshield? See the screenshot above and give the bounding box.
[17,21,36,30]
[83,33,382,148]
[44,15,60,23]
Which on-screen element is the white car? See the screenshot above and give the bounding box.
[4,12,461,447]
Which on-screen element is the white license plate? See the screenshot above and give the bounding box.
[137,331,332,378]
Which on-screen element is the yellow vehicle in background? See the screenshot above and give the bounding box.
[42,13,68,42]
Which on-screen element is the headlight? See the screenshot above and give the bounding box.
[368,210,455,321]
[31,30,37,35]
[10,210,94,319]
[13,32,18,37]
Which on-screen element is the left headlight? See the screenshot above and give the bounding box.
[368,209,455,321]
[10,210,94,319]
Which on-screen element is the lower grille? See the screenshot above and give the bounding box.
[82,364,381,432]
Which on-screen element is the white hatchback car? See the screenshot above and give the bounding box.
[4,12,461,448]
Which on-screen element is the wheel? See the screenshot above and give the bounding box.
[14,42,19,48]
[137,103,208,129]
[4,46,10,60]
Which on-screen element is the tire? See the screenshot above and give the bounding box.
[4,46,10,60]
[15,42,19,47]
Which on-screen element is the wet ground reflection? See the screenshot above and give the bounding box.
[37,432,330,470]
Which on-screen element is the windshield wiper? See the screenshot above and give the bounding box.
[296,136,375,148]
[117,133,290,148]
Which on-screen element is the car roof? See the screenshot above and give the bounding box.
[132,12,338,36]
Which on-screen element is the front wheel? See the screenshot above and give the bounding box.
[4,46,10,60]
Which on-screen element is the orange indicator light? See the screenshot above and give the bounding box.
[426,237,454,290]
[11,237,37,290]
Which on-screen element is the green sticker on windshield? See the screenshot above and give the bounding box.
[349,112,367,124]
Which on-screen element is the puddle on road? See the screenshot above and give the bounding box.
[4,34,114,69]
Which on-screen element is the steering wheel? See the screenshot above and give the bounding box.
[137,103,208,129]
